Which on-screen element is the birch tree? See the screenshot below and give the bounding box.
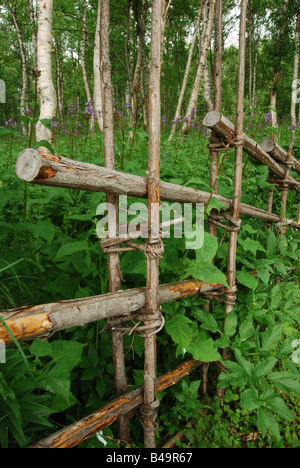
[291,12,300,127]
[180,0,215,135]
[35,0,57,148]
[93,0,103,132]
[4,0,28,129]
[168,0,203,141]
[81,0,94,132]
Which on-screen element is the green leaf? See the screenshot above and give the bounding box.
[268,372,300,397]
[187,331,221,362]
[260,324,283,352]
[261,409,281,440]
[35,140,55,154]
[195,232,218,262]
[266,231,277,256]
[165,314,194,356]
[261,392,294,421]
[254,357,277,378]
[39,118,53,130]
[184,259,229,287]
[55,240,89,260]
[192,308,219,333]
[240,388,261,411]
[238,315,254,342]
[224,312,237,338]
[236,268,258,290]
[234,349,254,376]
[238,238,265,256]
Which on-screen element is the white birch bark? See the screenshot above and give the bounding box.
[81,0,94,132]
[5,1,28,130]
[181,0,215,135]
[93,0,103,132]
[291,13,300,127]
[28,0,37,70]
[168,0,203,140]
[36,0,57,149]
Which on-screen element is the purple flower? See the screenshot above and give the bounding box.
[288,124,296,130]
[191,108,196,114]
[184,115,189,122]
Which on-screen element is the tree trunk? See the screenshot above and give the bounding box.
[142,0,162,448]
[5,1,28,131]
[54,39,64,127]
[291,13,300,127]
[28,0,37,70]
[100,0,129,442]
[93,0,103,132]
[36,0,57,149]
[203,61,213,111]
[181,0,215,135]
[168,0,203,141]
[81,0,94,132]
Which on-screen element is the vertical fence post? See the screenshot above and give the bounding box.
[141,0,163,449]
[100,0,129,442]
[217,0,247,398]
[225,0,247,315]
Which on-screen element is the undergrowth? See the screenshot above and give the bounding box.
[0,114,299,448]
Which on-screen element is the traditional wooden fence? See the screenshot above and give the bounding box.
[0,0,299,449]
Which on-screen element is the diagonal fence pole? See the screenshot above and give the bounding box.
[100,0,129,441]
[141,0,163,449]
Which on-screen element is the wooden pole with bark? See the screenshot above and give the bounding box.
[0,280,224,345]
[216,0,247,400]
[203,111,300,195]
[28,359,201,449]
[15,149,300,229]
[81,0,94,133]
[100,0,129,442]
[141,0,163,448]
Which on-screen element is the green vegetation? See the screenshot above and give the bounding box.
[0,0,299,449]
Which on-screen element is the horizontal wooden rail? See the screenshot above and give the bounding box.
[29,358,201,448]
[0,280,223,344]
[260,138,300,176]
[203,110,300,194]
[15,149,299,228]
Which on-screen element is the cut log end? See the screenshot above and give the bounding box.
[203,109,222,128]
[260,139,276,153]
[15,148,42,182]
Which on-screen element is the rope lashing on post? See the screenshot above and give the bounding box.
[208,210,242,232]
[101,235,164,259]
[102,307,165,338]
[200,285,237,308]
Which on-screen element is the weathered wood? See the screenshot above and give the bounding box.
[0,280,222,345]
[100,0,129,442]
[15,149,300,229]
[28,358,200,448]
[260,138,300,175]
[142,0,162,448]
[203,110,300,194]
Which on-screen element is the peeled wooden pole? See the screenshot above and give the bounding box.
[142,0,162,448]
[203,111,300,194]
[0,280,222,345]
[29,359,201,449]
[100,0,129,442]
[15,149,300,229]
[225,0,246,316]
[260,138,300,176]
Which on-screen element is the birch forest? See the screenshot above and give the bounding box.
[0,0,299,450]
